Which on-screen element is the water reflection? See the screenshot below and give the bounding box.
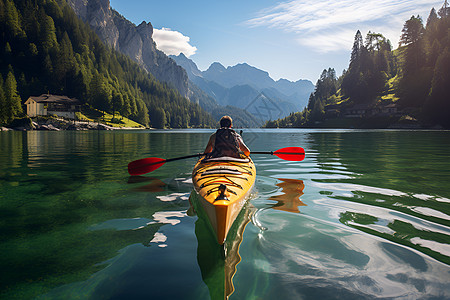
[2,129,450,299]
[269,178,306,213]
[128,176,167,192]
[190,192,255,300]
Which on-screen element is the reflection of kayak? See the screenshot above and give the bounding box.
[192,192,255,300]
[192,156,256,244]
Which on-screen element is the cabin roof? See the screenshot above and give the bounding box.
[27,94,80,104]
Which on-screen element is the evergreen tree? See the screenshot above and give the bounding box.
[423,47,450,127]
[39,12,58,52]
[427,8,439,28]
[398,16,429,107]
[350,30,364,70]
[152,107,166,128]
[135,99,149,126]
[4,0,22,38]
[0,74,5,124]
[111,90,124,119]
[4,70,22,123]
[399,16,426,75]
[89,73,111,114]
[400,16,424,46]
[438,0,449,18]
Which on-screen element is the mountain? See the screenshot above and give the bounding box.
[64,0,264,127]
[66,0,189,97]
[171,54,315,116]
[203,62,275,89]
[0,0,216,128]
[66,0,314,125]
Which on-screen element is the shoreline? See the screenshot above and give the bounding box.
[1,118,148,131]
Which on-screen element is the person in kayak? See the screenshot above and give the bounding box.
[204,116,250,158]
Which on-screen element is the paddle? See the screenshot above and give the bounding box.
[128,153,204,176]
[128,146,305,176]
[252,147,305,161]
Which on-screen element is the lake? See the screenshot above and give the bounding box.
[1,129,449,299]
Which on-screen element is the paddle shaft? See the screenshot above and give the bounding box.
[252,151,305,155]
[153,153,204,165]
[128,146,305,175]
[146,151,305,165]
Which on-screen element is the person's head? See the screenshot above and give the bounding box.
[219,116,233,128]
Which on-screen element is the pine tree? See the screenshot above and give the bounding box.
[89,73,111,114]
[39,12,58,52]
[400,16,426,75]
[350,30,364,70]
[427,8,439,28]
[0,74,5,125]
[4,0,22,37]
[135,99,149,126]
[438,0,449,18]
[423,47,450,127]
[55,31,76,90]
[397,15,429,108]
[4,70,22,123]
[152,107,166,128]
[399,16,424,46]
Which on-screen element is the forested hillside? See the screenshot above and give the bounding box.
[266,1,450,129]
[0,0,215,128]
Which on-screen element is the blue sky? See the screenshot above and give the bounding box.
[110,0,443,82]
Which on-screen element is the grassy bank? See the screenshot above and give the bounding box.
[77,107,145,128]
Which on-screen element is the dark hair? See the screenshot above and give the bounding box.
[219,116,232,128]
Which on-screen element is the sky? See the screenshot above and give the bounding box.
[109,0,443,83]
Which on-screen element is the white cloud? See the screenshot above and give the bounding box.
[247,0,443,53]
[153,27,197,57]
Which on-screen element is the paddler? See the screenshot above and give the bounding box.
[204,116,250,158]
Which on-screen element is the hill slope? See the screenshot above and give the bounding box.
[0,0,214,128]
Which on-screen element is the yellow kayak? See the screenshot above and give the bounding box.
[192,156,256,244]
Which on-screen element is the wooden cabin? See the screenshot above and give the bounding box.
[25,94,81,119]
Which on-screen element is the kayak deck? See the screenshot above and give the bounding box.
[192,156,255,244]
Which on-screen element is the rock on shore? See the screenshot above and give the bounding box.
[3,118,116,131]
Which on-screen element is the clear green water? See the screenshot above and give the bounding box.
[1,129,449,299]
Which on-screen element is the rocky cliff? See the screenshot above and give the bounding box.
[66,0,189,97]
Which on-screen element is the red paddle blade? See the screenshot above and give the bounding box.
[273,147,305,161]
[128,157,166,176]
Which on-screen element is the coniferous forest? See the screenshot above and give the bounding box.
[0,0,215,128]
[266,1,450,129]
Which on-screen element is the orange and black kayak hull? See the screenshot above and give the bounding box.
[192,156,255,244]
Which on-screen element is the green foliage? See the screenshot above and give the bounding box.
[0,0,214,128]
[267,0,450,129]
[341,31,394,103]
[423,47,450,127]
[3,70,22,123]
[0,74,5,124]
[397,2,450,126]
[151,107,166,129]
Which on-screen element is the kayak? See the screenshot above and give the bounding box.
[192,155,256,244]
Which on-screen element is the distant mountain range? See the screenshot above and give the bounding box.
[66,0,314,126]
[171,54,314,120]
